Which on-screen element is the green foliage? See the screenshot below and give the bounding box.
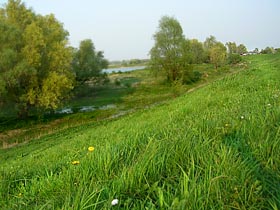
[149,16,191,83]
[188,39,206,64]
[72,39,109,84]
[236,44,248,54]
[114,79,121,86]
[227,53,242,64]
[203,35,218,63]
[209,42,227,69]
[226,42,246,64]
[204,36,230,69]
[226,42,248,55]
[0,0,74,117]
[226,41,237,54]
[261,46,275,54]
[38,72,73,110]
[204,35,218,51]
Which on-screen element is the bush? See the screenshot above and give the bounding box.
[182,68,202,84]
[124,82,132,88]
[192,70,202,82]
[114,79,121,86]
[228,53,242,64]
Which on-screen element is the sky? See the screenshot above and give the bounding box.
[1,0,280,61]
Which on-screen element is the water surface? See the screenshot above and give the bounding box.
[103,66,146,74]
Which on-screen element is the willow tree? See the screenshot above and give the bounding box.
[149,16,191,83]
[0,0,74,117]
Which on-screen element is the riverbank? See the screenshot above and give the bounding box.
[1,60,248,148]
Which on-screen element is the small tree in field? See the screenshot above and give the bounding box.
[149,16,192,83]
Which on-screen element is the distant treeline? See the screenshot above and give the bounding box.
[149,16,249,84]
[149,16,279,85]
[109,59,150,67]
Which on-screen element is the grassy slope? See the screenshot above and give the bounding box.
[0,62,241,147]
[0,54,280,209]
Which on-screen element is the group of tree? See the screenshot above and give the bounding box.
[260,47,277,54]
[149,16,248,84]
[0,1,253,118]
[0,0,108,118]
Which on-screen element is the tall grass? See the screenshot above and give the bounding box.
[0,54,280,209]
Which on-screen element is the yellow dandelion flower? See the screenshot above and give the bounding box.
[72,160,80,165]
[88,146,95,152]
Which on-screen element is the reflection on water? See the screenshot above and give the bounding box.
[55,104,116,114]
[103,66,146,74]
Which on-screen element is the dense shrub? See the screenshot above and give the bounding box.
[228,53,242,64]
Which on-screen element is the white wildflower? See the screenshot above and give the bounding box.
[111,199,119,206]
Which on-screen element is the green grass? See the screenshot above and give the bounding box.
[0,54,280,209]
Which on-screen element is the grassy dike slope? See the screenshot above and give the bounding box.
[1,54,280,209]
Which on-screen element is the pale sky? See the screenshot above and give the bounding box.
[1,0,280,61]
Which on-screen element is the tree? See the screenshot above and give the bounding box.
[204,35,218,50]
[73,39,108,84]
[189,39,205,64]
[226,42,237,54]
[236,44,247,55]
[261,47,274,54]
[253,48,259,54]
[0,0,74,117]
[149,16,191,83]
[226,42,242,64]
[203,35,218,63]
[209,42,227,69]
[204,36,228,68]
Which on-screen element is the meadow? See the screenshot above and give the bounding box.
[0,54,280,209]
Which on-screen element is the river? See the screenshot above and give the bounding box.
[103,66,146,74]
